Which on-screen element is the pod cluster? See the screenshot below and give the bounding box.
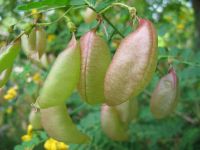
[34,18,160,143]
[21,27,46,58]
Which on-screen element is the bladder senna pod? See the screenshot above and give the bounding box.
[101,104,129,141]
[79,30,111,105]
[29,109,42,129]
[21,27,46,58]
[115,99,138,124]
[35,34,80,108]
[41,104,90,144]
[21,28,36,55]
[105,18,157,106]
[36,27,46,58]
[0,41,21,74]
[0,67,12,88]
[101,99,138,141]
[83,8,97,23]
[150,68,179,119]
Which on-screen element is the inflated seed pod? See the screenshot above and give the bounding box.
[36,27,46,58]
[0,41,21,74]
[115,99,138,124]
[105,18,157,106]
[83,8,97,23]
[0,110,3,126]
[150,68,179,119]
[41,104,90,144]
[21,28,36,55]
[101,104,129,141]
[79,30,111,105]
[0,66,12,88]
[35,34,80,108]
[29,109,42,129]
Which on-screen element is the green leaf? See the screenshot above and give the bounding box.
[16,0,70,11]
[70,0,85,5]
[84,0,96,7]
[95,0,114,12]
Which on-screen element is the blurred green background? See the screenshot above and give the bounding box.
[0,0,200,150]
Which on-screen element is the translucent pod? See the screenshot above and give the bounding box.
[83,8,97,23]
[150,68,179,119]
[36,27,46,58]
[41,104,90,144]
[29,109,42,129]
[79,30,111,105]
[21,28,36,55]
[101,104,129,141]
[0,66,12,88]
[0,41,21,74]
[105,18,157,106]
[115,99,138,124]
[36,34,80,108]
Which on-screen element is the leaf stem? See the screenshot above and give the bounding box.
[158,55,200,67]
[37,7,73,26]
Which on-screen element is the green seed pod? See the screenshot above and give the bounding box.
[36,27,46,58]
[36,34,80,108]
[101,104,129,141]
[115,99,138,124]
[0,110,4,126]
[0,66,12,88]
[83,8,97,23]
[79,30,111,105]
[105,18,157,106]
[21,28,36,55]
[41,104,90,144]
[0,41,21,74]
[29,109,42,129]
[150,68,179,119]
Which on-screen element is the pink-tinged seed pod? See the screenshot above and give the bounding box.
[115,99,138,124]
[150,68,179,119]
[79,30,111,105]
[104,18,157,106]
[101,104,129,141]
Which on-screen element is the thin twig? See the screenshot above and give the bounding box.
[102,14,124,38]
[175,111,199,124]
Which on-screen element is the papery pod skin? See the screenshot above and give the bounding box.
[0,66,12,88]
[36,34,80,108]
[115,99,138,124]
[0,109,4,126]
[41,104,90,144]
[101,104,129,141]
[150,68,179,119]
[105,18,157,106]
[21,28,36,55]
[29,109,42,129]
[28,53,49,69]
[79,30,111,105]
[83,8,97,23]
[40,54,49,69]
[36,27,46,58]
[0,41,21,74]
